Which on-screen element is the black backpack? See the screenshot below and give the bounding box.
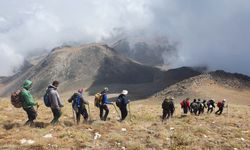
[43,89,51,107]
[116,96,122,108]
[162,100,170,109]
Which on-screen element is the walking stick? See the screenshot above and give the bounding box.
[112,104,120,119]
[88,104,92,121]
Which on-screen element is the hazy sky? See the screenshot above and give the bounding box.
[0,0,249,76]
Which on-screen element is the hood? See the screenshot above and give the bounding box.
[48,84,57,90]
[22,80,32,90]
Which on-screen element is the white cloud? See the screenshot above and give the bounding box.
[0,0,250,76]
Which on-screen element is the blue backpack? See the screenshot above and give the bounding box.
[73,95,81,108]
[43,89,51,107]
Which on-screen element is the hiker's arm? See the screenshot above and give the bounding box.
[57,93,64,107]
[68,95,74,103]
[103,95,112,104]
[22,92,37,106]
[81,96,89,105]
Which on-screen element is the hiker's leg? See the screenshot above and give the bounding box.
[218,108,223,115]
[51,109,62,124]
[119,107,123,120]
[170,109,174,117]
[121,107,128,120]
[24,107,37,125]
[124,107,128,120]
[162,109,167,120]
[215,109,219,115]
[103,105,109,121]
[23,108,32,125]
[166,110,171,119]
[99,105,104,120]
[81,108,89,121]
[76,111,80,124]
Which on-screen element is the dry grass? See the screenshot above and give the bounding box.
[0,95,249,150]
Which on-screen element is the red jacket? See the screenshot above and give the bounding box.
[180,100,190,108]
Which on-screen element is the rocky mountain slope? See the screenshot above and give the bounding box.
[0,43,199,99]
[155,70,250,105]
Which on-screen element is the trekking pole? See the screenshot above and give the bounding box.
[112,104,120,119]
[88,104,92,121]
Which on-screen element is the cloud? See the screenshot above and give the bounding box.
[0,0,249,76]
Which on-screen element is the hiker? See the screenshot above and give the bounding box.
[162,97,175,121]
[68,89,89,124]
[162,97,171,121]
[47,81,64,125]
[169,97,175,117]
[180,98,190,114]
[200,100,207,114]
[196,99,202,115]
[116,90,130,121]
[20,80,38,126]
[207,99,215,113]
[215,99,226,115]
[99,87,113,121]
[190,99,198,114]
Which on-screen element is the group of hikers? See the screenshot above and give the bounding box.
[11,80,130,126]
[161,97,227,121]
[11,80,227,126]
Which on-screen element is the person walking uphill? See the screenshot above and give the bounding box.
[116,90,130,121]
[68,89,89,124]
[21,80,38,126]
[215,99,226,115]
[99,87,113,121]
[169,97,175,117]
[162,97,171,121]
[48,81,64,125]
[180,98,190,115]
[207,99,215,113]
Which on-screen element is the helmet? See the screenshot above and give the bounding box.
[170,97,174,100]
[222,99,226,102]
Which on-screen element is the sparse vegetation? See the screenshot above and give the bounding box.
[0,96,249,150]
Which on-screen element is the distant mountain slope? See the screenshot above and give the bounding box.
[156,71,250,105]
[0,44,200,99]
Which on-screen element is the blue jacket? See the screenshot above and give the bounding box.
[101,92,112,105]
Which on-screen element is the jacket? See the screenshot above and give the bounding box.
[68,92,89,109]
[101,91,112,105]
[21,80,37,108]
[118,94,129,107]
[48,85,64,110]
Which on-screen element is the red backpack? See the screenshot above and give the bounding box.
[217,102,222,108]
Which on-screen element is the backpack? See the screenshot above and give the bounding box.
[10,90,22,108]
[116,97,122,108]
[43,89,51,107]
[217,102,222,108]
[73,95,81,108]
[182,100,187,108]
[94,93,102,107]
[162,100,170,109]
